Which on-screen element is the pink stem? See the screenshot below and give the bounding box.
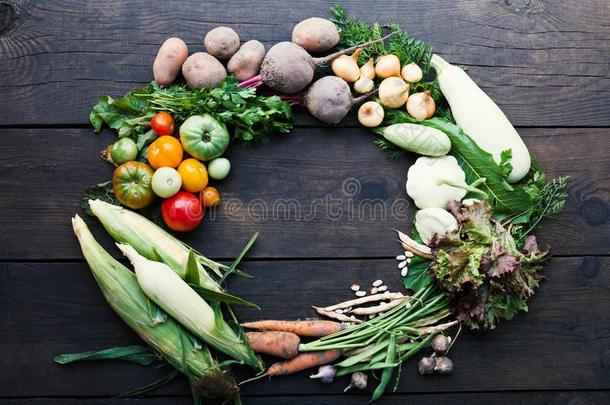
[238,74,263,88]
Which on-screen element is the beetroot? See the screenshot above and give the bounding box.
[303,76,372,124]
[240,32,394,94]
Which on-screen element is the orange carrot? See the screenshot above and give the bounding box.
[241,349,341,384]
[246,331,300,359]
[241,320,344,337]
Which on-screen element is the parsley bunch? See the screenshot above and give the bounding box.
[90,77,293,149]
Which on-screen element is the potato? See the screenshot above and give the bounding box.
[204,27,240,60]
[153,37,189,86]
[227,40,265,81]
[292,17,339,52]
[182,52,227,89]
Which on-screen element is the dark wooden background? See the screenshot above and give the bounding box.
[1,1,609,404]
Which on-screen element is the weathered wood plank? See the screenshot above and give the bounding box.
[2,391,610,405]
[0,257,608,397]
[0,127,607,260]
[0,0,608,126]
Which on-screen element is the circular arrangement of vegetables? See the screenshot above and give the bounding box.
[70,4,569,403]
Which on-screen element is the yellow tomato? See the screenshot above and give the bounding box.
[148,136,183,169]
[178,158,208,192]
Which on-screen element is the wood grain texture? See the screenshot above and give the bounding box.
[0,257,608,397]
[2,391,610,405]
[0,0,608,126]
[0,127,607,260]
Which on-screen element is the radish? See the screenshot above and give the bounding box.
[239,32,395,94]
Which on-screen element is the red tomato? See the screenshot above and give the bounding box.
[150,112,175,136]
[161,191,204,232]
[200,186,221,208]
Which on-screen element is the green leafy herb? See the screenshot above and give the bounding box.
[90,77,293,148]
[427,200,549,330]
[81,181,118,215]
[374,138,405,160]
[511,174,568,242]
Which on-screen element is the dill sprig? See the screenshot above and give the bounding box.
[525,176,569,235]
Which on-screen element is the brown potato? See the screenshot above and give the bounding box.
[182,52,227,89]
[153,37,189,86]
[227,40,265,81]
[204,27,240,60]
[292,17,339,52]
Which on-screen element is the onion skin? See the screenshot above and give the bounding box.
[358,101,384,127]
[331,48,362,83]
[375,54,401,78]
[360,59,376,80]
[402,63,423,83]
[406,91,436,121]
[379,77,409,108]
[353,77,374,94]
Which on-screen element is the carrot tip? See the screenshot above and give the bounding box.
[239,373,269,385]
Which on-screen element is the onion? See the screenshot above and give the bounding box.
[353,77,374,94]
[331,48,362,83]
[401,63,423,83]
[360,58,375,80]
[379,77,409,108]
[406,91,436,120]
[358,101,384,127]
[375,54,400,78]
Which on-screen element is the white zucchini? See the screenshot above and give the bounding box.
[430,54,531,182]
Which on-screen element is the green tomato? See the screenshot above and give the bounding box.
[112,161,155,209]
[111,138,138,164]
[208,157,231,180]
[152,167,182,198]
[179,114,230,161]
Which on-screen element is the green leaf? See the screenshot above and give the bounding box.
[403,256,433,291]
[184,250,200,285]
[115,369,180,398]
[54,345,157,366]
[188,283,260,309]
[219,233,258,284]
[384,111,533,216]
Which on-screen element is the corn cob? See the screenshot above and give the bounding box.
[72,215,238,399]
[88,199,224,292]
[118,243,263,371]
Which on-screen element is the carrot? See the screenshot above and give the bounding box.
[241,349,341,384]
[241,320,344,337]
[246,331,300,360]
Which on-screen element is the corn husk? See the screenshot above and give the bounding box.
[71,215,238,400]
[118,243,263,371]
[88,199,224,290]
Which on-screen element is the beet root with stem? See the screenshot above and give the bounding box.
[303,76,374,124]
[240,32,395,94]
